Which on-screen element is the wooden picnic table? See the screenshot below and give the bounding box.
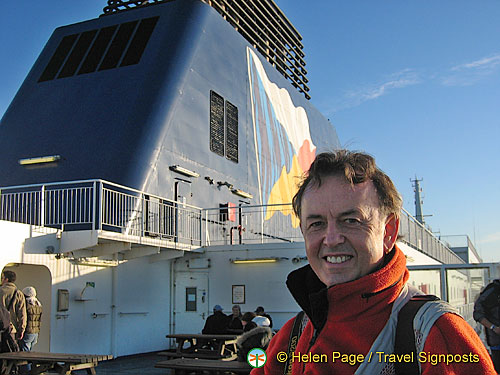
[155,358,252,374]
[0,352,113,375]
[162,333,239,360]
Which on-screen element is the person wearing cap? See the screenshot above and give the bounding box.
[202,305,229,334]
[252,316,271,328]
[20,286,42,352]
[255,306,273,329]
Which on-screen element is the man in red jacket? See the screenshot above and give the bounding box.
[252,150,495,374]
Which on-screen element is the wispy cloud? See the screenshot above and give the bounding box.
[451,54,500,71]
[442,53,500,86]
[327,69,421,114]
[324,52,500,115]
[478,231,500,245]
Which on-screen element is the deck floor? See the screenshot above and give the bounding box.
[73,352,170,375]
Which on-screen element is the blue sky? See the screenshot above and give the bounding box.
[1,1,499,263]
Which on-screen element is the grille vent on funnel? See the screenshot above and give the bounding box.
[39,16,159,82]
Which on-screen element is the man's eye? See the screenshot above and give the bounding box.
[309,221,324,229]
[344,218,360,225]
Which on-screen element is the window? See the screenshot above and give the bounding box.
[185,287,197,312]
[209,90,238,163]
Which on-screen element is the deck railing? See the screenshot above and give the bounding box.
[0,180,202,246]
[399,208,464,264]
[0,179,463,263]
[203,204,302,245]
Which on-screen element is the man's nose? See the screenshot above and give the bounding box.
[323,221,345,247]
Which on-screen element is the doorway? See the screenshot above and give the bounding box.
[2,264,51,351]
[173,272,209,334]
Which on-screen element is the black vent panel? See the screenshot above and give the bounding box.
[225,101,238,163]
[58,30,98,78]
[209,91,239,163]
[121,17,159,66]
[210,91,225,157]
[38,17,159,82]
[39,34,79,82]
[78,26,117,75]
[99,21,138,71]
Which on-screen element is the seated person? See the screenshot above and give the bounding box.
[227,305,243,333]
[202,305,228,334]
[241,312,257,332]
[237,315,273,362]
[255,306,273,328]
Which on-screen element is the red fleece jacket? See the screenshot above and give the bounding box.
[252,246,495,374]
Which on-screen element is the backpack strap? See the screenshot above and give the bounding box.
[283,311,307,375]
[394,295,439,375]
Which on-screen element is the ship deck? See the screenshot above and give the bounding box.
[82,352,167,375]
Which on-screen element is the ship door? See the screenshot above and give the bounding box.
[174,179,192,243]
[173,272,209,334]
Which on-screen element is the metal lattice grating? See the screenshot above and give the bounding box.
[102,0,310,99]
[209,90,225,157]
[225,101,238,163]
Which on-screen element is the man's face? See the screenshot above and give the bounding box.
[300,175,397,287]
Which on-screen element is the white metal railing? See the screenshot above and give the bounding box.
[0,180,202,246]
[0,179,465,262]
[399,208,464,264]
[203,203,302,245]
[439,234,481,262]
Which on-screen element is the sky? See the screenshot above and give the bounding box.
[1,1,499,263]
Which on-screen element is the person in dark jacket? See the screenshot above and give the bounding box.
[202,305,228,334]
[227,305,243,333]
[20,286,42,351]
[236,326,273,362]
[0,271,26,341]
[241,312,257,332]
[474,278,500,373]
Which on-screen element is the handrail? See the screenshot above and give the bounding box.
[1,179,200,211]
[0,179,202,247]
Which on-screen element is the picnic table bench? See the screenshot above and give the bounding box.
[161,334,238,360]
[0,352,113,374]
[155,358,252,374]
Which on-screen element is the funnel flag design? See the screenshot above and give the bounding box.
[247,48,316,227]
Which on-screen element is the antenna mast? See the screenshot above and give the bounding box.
[411,176,425,225]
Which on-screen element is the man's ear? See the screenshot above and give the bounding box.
[383,213,399,253]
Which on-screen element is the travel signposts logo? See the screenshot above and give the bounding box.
[247,348,267,368]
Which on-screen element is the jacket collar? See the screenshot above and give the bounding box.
[1,282,16,289]
[286,245,408,333]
